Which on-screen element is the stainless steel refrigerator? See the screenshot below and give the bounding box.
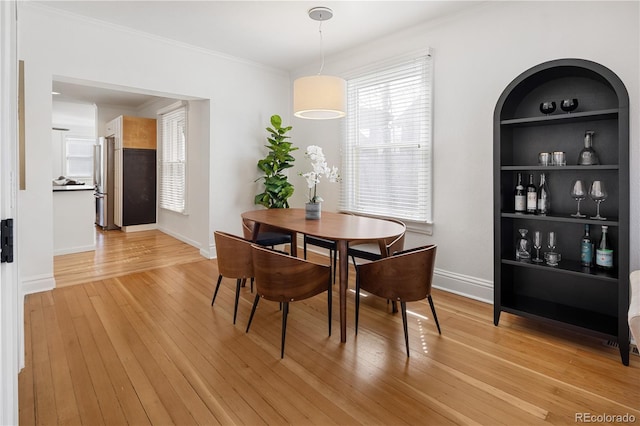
[94,136,118,229]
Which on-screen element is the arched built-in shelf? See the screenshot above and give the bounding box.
[493,58,630,365]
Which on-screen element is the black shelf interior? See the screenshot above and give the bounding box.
[502,258,618,281]
[500,108,618,127]
[501,294,617,337]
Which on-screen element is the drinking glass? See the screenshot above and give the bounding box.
[532,231,543,263]
[547,231,556,252]
[589,180,607,220]
[570,179,586,218]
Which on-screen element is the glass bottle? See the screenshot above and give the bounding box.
[516,228,531,260]
[514,173,526,214]
[526,174,537,214]
[596,225,613,270]
[580,224,593,267]
[577,130,600,165]
[536,173,550,215]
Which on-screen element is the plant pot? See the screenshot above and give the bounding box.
[305,202,321,220]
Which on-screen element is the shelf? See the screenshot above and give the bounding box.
[501,257,618,281]
[501,212,619,226]
[501,165,618,171]
[500,109,618,127]
[494,59,629,365]
[500,294,618,337]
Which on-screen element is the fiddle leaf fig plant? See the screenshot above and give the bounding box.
[254,114,297,209]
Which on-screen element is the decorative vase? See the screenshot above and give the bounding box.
[305,202,321,220]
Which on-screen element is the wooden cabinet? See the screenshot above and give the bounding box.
[122,116,157,149]
[493,59,630,365]
[109,115,157,227]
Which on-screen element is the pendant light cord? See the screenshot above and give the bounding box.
[317,20,325,75]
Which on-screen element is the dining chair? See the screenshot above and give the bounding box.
[303,235,337,283]
[246,244,332,358]
[348,217,407,266]
[212,231,254,324]
[242,218,293,254]
[303,212,353,283]
[355,245,441,357]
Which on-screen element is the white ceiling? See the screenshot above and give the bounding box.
[43,0,480,107]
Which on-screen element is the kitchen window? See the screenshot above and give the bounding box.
[341,51,433,224]
[65,137,94,180]
[159,103,187,214]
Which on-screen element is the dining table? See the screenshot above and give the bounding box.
[241,208,406,342]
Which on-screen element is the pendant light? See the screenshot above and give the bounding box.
[293,7,346,120]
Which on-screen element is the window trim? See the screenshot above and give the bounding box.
[158,101,188,215]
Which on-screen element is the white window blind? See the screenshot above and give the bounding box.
[159,105,187,213]
[341,52,433,223]
[65,137,94,179]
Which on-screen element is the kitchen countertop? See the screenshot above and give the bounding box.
[53,185,94,192]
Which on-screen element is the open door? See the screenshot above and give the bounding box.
[0,1,20,423]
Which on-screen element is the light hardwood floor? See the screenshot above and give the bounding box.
[20,229,640,425]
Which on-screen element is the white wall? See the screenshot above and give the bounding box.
[18,3,290,292]
[290,1,640,301]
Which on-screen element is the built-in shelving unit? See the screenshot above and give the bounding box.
[493,59,630,365]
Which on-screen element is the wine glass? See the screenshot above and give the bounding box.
[560,98,578,113]
[539,101,556,115]
[570,179,587,218]
[532,231,543,263]
[547,231,556,252]
[589,180,607,220]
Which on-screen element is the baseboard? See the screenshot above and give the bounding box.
[120,223,158,233]
[21,274,55,295]
[301,245,494,304]
[433,268,493,304]
[156,226,209,258]
[53,244,95,256]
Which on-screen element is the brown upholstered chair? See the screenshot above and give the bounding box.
[246,244,332,358]
[212,231,254,324]
[355,245,440,357]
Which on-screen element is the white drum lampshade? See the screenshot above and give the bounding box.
[293,75,346,120]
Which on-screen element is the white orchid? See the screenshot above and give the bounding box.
[301,145,340,203]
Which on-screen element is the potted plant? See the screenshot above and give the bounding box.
[301,145,340,219]
[254,115,297,209]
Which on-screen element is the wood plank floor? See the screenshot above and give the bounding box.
[20,229,640,425]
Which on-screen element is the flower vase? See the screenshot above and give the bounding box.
[305,202,321,220]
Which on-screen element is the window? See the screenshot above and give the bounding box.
[159,103,187,213]
[65,137,94,180]
[341,52,433,223]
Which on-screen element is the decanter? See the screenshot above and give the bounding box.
[516,228,531,260]
[577,130,599,165]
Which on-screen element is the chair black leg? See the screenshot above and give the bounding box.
[355,277,361,334]
[250,277,254,293]
[327,279,332,336]
[428,295,442,335]
[246,294,260,333]
[401,301,410,357]
[233,278,242,324]
[281,302,289,358]
[332,250,337,284]
[211,275,223,306]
